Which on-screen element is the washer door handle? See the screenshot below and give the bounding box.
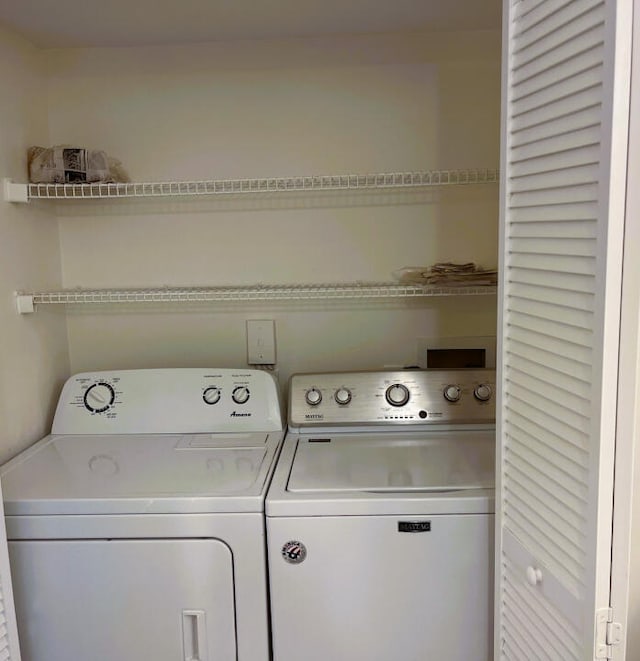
[182,609,207,661]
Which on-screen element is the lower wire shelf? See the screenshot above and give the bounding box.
[15,282,497,313]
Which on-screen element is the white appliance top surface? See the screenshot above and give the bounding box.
[288,430,494,493]
[1,431,283,515]
[266,428,495,517]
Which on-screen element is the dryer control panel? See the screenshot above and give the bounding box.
[289,369,495,427]
[52,368,283,434]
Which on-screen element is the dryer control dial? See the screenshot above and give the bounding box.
[202,386,221,405]
[83,382,115,413]
[305,388,322,406]
[385,384,410,407]
[232,386,250,404]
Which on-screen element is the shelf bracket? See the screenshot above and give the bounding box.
[4,179,29,204]
[15,294,35,314]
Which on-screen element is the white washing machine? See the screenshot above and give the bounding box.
[1,368,284,661]
[266,369,495,661]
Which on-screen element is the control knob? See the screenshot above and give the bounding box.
[474,384,493,402]
[305,388,322,406]
[385,383,410,407]
[334,388,352,405]
[203,386,221,405]
[84,382,115,413]
[443,385,461,403]
[232,386,250,404]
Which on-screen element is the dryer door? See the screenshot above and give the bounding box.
[9,538,236,661]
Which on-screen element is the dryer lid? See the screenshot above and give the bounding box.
[1,432,280,514]
[286,431,495,493]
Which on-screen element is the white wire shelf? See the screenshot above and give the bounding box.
[15,282,497,313]
[4,168,499,202]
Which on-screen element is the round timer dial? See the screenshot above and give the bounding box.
[232,386,250,404]
[203,386,221,405]
[443,385,462,403]
[474,384,493,402]
[84,382,115,413]
[305,388,322,406]
[385,384,410,407]
[334,388,352,405]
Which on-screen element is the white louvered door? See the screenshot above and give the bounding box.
[0,483,20,660]
[497,0,633,658]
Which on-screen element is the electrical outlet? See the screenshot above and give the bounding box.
[247,320,276,364]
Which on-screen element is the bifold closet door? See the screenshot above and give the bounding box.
[0,482,21,660]
[497,0,632,658]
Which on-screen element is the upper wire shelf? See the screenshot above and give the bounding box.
[4,168,499,202]
[15,282,497,313]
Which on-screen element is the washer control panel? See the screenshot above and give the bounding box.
[289,369,496,427]
[52,368,283,435]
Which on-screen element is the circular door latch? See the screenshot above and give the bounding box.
[281,540,307,564]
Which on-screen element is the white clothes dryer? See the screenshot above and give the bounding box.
[266,369,495,661]
[1,368,284,661]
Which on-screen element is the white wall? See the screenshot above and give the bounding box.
[0,24,69,461]
[42,30,500,386]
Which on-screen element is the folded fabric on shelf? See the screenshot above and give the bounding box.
[392,262,498,287]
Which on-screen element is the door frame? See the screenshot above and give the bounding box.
[610,1,640,657]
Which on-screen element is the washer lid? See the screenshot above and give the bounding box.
[286,431,495,493]
[1,432,280,514]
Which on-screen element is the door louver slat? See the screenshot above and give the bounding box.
[512,39,604,89]
[504,461,586,539]
[510,419,590,477]
[508,367,590,417]
[508,410,590,466]
[514,0,600,39]
[506,396,589,452]
[512,88,601,131]
[0,574,17,660]
[511,112,600,149]
[508,328,592,367]
[510,202,598,223]
[509,220,596,238]
[508,282,594,312]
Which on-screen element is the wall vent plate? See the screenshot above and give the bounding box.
[417,336,496,370]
